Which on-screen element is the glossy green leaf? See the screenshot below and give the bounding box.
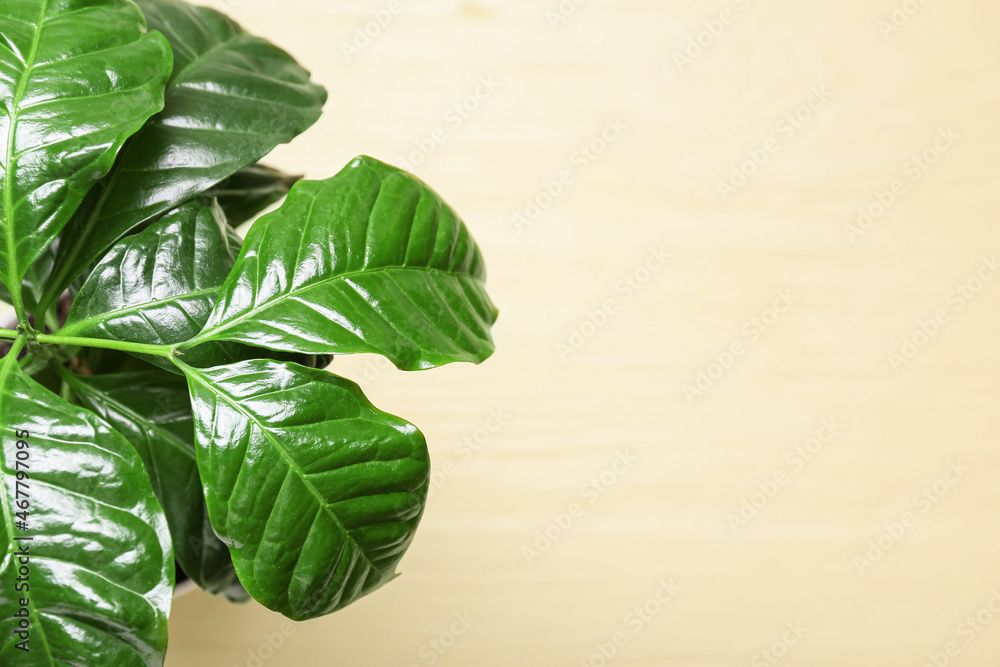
[78,347,162,377]
[48,0,327,301]
[0,249,48,312]
[206,163,302,227]
[179,358,429,620]
[0,342,173,665]
[19,243,57,315]
[182,156,498,371]
[60,198,246,370]
[0,243,67,317]
[0,0,171,311]
[55,366,239,596]
[59,199,333,372]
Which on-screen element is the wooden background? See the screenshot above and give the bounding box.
[119,0,1000,664]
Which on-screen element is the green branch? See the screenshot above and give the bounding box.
[32,334,178,358]
[2,326,178,359]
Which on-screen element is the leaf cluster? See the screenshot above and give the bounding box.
[0,1,497,663]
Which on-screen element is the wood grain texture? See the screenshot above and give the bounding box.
[152,0,1000,664]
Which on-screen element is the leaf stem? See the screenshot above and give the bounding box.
[1,336,25,373]
[43,307,60,334]
[4,287,28,329]
[33,334,178,358]
[3,327,177,358]
[33,292,55,330]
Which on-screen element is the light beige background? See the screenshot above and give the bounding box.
[164,0,1000,665]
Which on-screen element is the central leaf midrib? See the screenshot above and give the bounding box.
[186,264,476,348]
[0,340,25,574]
[3,0,48,307]
[0,340,55,663]
[183,366,384,579]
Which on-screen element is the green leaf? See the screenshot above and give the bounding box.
[48,0,327,302]
[0,0,171,312]
[78,348,162,377]
[0,250,47,312]
[55,366,239,596]
[20,243,57,315]
[59,198,332,372]
[0,242,72,316]
[206,163,302,227]
[183,156,498,371]
[0,342,173,665]
[179,358,429,620]
[60,198,246,370]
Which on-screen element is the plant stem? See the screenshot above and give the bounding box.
[44,307,60,334]
[1,334,25,368]
[3,326,177,358]
[32,334,178,358]
[5,290,28,329]
[33,293,55,330]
